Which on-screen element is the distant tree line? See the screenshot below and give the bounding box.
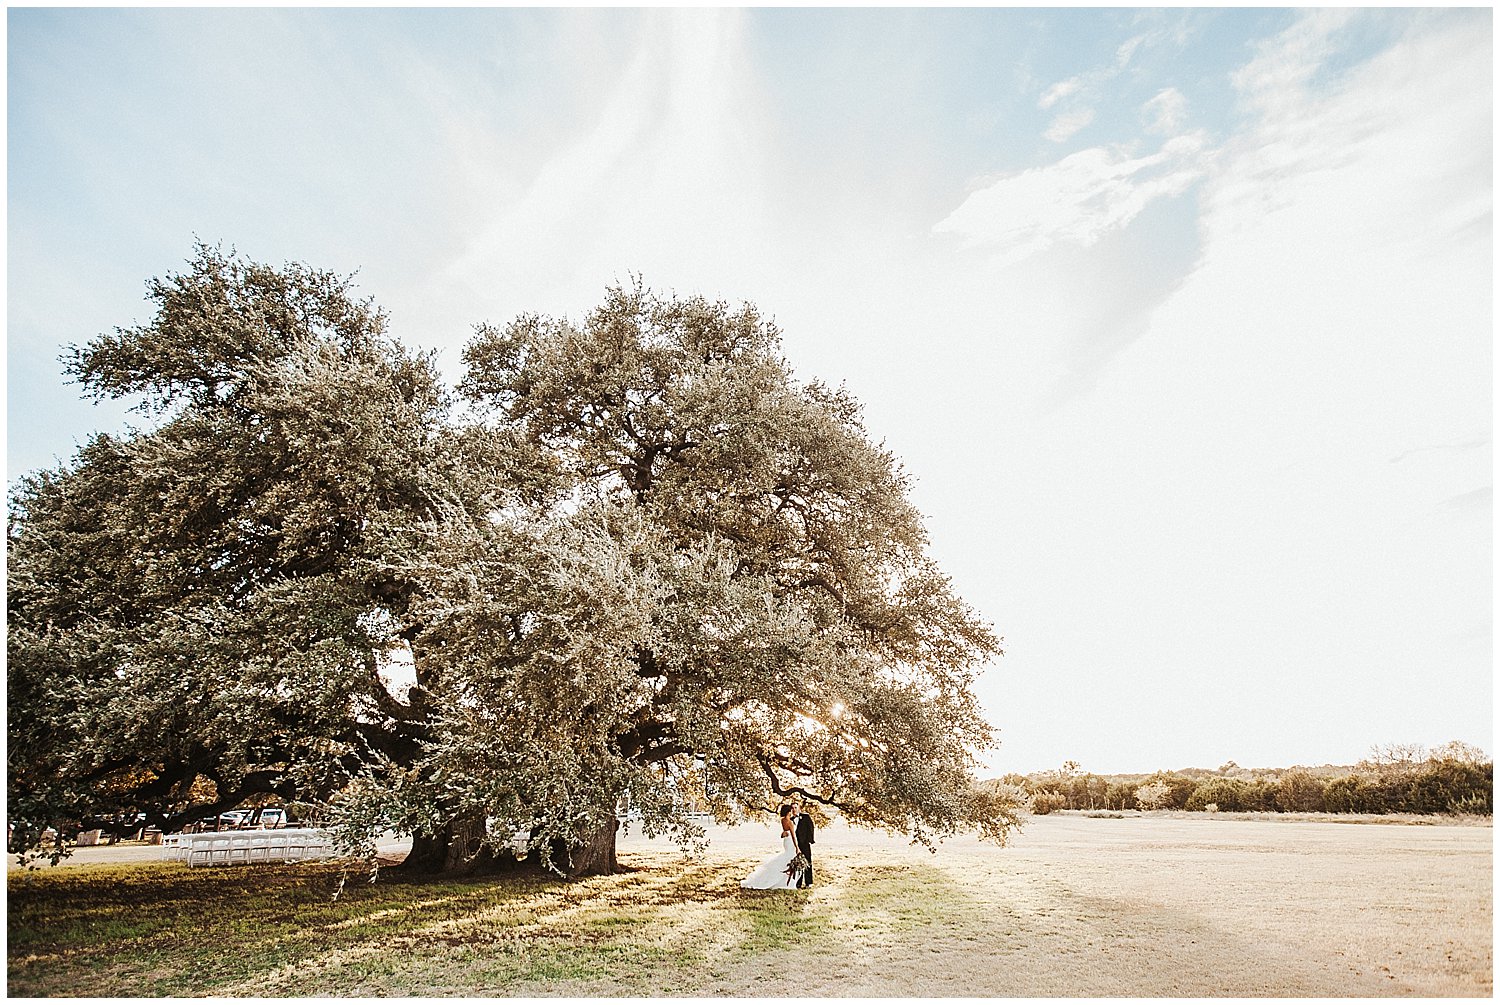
[994,742,1491,817]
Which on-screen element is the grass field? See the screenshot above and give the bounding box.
[7,813,1491,997]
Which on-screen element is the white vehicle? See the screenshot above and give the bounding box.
[193,810,245,831]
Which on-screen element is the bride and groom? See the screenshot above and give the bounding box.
[740,801,815,890]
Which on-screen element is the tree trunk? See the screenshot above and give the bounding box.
[555,816,619,877]
[397,814,620,878]
[397,815,522,876]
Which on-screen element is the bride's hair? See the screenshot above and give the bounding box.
[778,803,792,818]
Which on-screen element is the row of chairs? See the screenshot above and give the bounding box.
[161,827,336,867]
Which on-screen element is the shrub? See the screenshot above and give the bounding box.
[1445,762,1492,815]
[1240,779,1278,812]
[1186,778,1252,812]
[1449,792,1492,816]
[1323,775,1381,814]
[1406,758,1493,815]
[1067,774,1109,810]
[1140,772,1197,810]
[1134,782,1172,811]
[1274,769,1327,812]
[1104,782,1138,811]
[1029,790,1069,815]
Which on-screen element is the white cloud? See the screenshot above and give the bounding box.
[1210,10,1488,251]
[933,132,1209,265]
[1232,8,1356,118]
[1141,87,1187,134]
[1115,33,1147,67]
[1038,76,1082,110]
[1035,25,1177,146]
[1041,28,1152,114]
[1043,107,1095,144]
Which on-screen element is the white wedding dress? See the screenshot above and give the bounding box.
[740,833,800,890]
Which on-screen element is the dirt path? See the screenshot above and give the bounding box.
[575,814,1491,997]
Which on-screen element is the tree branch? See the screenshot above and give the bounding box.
[757,754,850,812]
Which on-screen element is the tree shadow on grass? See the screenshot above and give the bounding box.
[7,860,575,996]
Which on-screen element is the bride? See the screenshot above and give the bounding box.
[740,803,801,890]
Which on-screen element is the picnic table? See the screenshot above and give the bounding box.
[160,827,336,867]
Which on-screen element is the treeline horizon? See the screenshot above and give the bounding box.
[985,741,1492,817]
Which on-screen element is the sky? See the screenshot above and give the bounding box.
[7,7,1492,775]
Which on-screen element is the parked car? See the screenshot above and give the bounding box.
[190,807,292,831]
[195,810,246,831]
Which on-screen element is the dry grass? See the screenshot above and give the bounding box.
[7,814,1491,997]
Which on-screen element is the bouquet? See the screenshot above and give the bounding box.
[783,853,808,882]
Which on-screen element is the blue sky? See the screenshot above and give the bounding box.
[7,8,1491,774]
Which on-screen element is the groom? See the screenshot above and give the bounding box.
[792,801,815,888]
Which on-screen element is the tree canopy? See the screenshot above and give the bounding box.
[8,247,1017,873]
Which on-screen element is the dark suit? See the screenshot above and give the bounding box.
[793,812,815,887]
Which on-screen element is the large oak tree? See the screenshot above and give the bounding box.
[7,248,1017,874]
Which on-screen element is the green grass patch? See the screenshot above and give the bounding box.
[835,862,973,929]
[735,892,830,951]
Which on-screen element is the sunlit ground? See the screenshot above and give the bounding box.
[7,814,1490,997]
